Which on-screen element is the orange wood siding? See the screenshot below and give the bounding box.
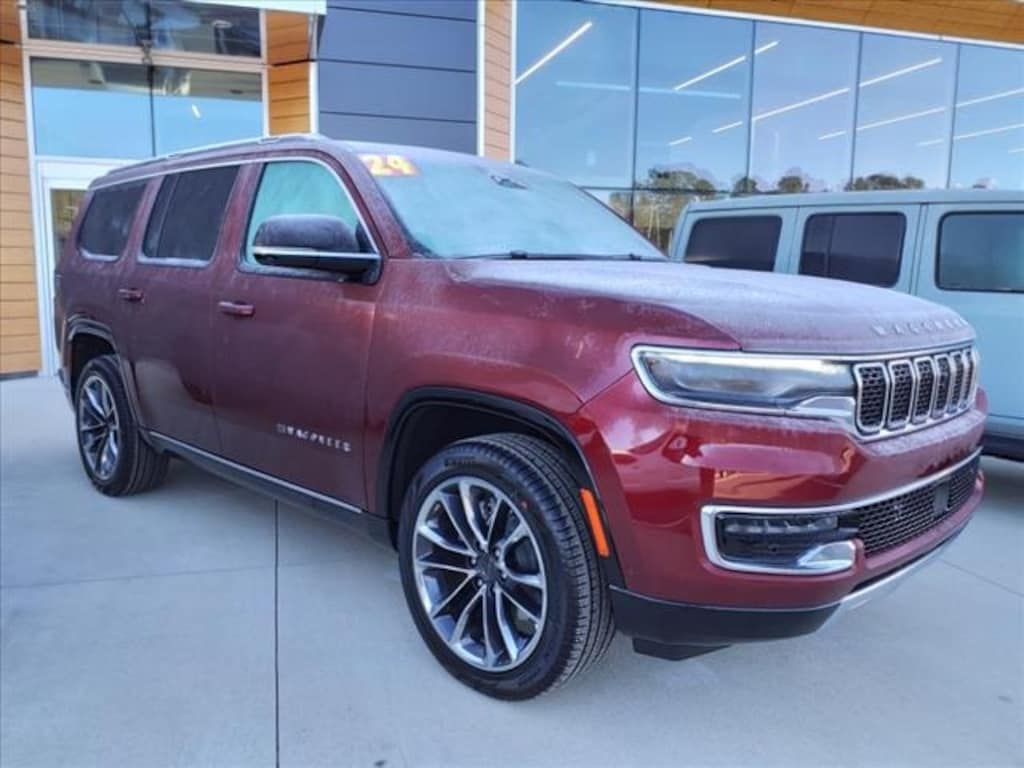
[660,0,1024,45]
[0,1,40,375]
[483,0,513,160]
[266,10,312,135]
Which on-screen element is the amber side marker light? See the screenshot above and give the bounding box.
[580,488,611,558]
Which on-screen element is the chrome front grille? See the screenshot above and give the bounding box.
[854,346,977,436]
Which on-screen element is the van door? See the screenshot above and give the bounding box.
[793,204,920,292]
[915,203,1024,439]
[118,166,240,453]
[207,158,382,511]
[673,209,796,273]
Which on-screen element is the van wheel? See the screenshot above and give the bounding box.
[398,433,614,700]
[75,355,168,496]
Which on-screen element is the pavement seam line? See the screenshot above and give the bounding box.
[275,499,281,768]
[0,562,276,591]
[938,557,1023,598]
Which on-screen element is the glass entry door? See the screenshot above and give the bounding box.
[33,159,125,376]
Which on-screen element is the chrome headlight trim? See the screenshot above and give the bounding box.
[630,345,857,424]
[630,344,979,440]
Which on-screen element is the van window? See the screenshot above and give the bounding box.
[143,166,238,262]
[683,216,781,271]
[244,161,363,265]
[938,212,1023,293]
[78,182,146,257]
[800,213,905,287]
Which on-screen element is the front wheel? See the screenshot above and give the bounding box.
[398,434,614,699]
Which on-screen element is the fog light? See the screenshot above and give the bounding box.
[715,513,857,573]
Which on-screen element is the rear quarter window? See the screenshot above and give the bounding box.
[77,182,146,258]
[937,212,1023,293]
[800,212,905,287]
[683,215,781,271]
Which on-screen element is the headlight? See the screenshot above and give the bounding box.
[631,346,856,421]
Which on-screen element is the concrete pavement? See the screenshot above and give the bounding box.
[2,376,1022,768]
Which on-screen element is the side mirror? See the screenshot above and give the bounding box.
[252,214,379,276]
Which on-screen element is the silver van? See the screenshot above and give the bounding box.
[670,189,1023,459]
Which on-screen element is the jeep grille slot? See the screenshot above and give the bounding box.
[839,456,979,556]
[933,355,952,417]
[853,364,888,432]
[912,358,935,421]
[887,361,914,428]
[853,345,976,438]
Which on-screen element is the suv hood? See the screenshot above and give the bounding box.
[449,260,974,356]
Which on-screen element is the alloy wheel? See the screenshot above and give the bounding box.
[77,374,121,481]
[412,476,548,672]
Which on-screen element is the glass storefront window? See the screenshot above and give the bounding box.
[515,0,637,188]
[31,58,153,158]
[31,58,262,159]
[949,45,1024,190]
[636,10,751,192]
[584,189,633,222]
[852,35,956,190]
[152,67,262,154]
[632,191,712,253]
[749,23,858,192]
[515,2,1023,218]
[27,1,261,58]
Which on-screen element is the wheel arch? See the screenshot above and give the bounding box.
[375,387,625,586]
[65,318,145,431]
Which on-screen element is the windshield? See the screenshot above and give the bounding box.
[364,152,665,260]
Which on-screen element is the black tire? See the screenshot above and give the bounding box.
[74,355,169,496]
[398,433,614,700]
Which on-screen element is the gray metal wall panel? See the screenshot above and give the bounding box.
[320,63,475,122]
[318,0,477,153]
[326,0,476,21]
[320,8,475,70]
[320,112,476,151]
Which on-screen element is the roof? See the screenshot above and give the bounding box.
[94,134,518,189]
[688,188,1023,211]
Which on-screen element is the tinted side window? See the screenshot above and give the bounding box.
[683,216,781,271]
[938,212,1023,293]
[800,213,905,287]
[143,166,238,262]
[244,161,364,265]
[78,182,146,257]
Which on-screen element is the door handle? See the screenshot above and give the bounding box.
[117,288,144,303]
[218,300,255,318]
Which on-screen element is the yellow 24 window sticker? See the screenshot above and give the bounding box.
[359,153,418,177]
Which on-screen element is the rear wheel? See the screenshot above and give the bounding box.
[398,433,614,699]
[75,355,168,496]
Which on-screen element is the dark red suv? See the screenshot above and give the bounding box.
[56,135,985,699]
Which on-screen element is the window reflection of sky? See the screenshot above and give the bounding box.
[31,58,262,159]
[516,0,1023,196]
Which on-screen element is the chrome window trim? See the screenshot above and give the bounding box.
[700,448,982,576]
[117,154,382,270]
[243,157,381,259]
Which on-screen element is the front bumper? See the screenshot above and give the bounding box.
[611,525,965,649]
[574,372,986,610]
